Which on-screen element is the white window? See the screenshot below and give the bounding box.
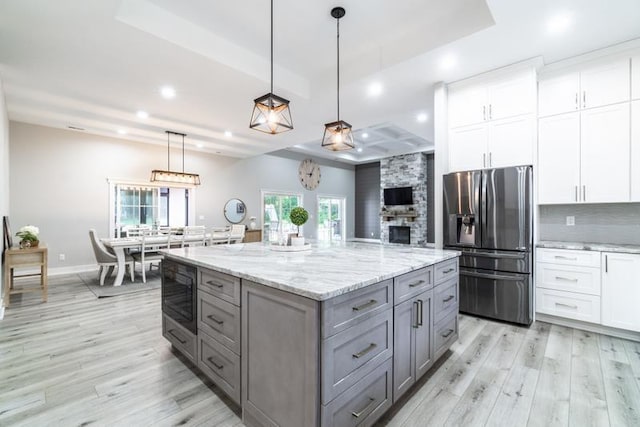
[317,195,346,242]
[262,190,303,242]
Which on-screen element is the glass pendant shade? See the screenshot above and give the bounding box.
[249,93,293,134]
[322,120,354,151]
[150,170,201,185]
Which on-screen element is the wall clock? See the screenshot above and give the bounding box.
[298,158,321,190]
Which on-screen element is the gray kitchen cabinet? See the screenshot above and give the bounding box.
[162,313,197,364]
[393,288,433,402]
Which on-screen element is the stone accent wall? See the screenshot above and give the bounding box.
[380,152,428,246]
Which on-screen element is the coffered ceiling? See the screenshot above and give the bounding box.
[1,0,640,163]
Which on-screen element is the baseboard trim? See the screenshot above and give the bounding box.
[536,313,640,342]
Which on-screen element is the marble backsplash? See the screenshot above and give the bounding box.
[538,203,640,245]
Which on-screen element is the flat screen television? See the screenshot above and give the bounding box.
[384,187,413,205]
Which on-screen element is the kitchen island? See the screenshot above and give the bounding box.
[161,241,460,427]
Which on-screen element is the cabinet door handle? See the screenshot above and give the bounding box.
[605,255,608,273]
[483,105,486,121]
[206,280,224,288]
[352,343,377,359]
[483,153,486,168]
[408,279,425,288]
[443,295,455,303]
[207,357,224,370]
[555,276,578,282]
[413,301,420,328]
[575,185,578,202]
[489,152,492,167]
[352,299,378,312]
[417,299,424,326]
[168,330,186,345]
[582,185,586,202]
[555,302,578,310]
[207,315,224,325]
[441,329,455,338]
[351,397,376,418]
[443,268,455,274]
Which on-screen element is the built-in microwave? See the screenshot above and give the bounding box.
[161,259,197,334]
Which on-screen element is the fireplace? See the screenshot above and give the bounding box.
[389,226,410,244]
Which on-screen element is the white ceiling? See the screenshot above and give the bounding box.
[1,0,640,164]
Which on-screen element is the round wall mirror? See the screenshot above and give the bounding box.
[224,198,247,224]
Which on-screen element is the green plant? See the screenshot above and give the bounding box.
[16,225,40,242]
[289,207,309,236]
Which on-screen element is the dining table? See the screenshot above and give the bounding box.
[101,231,231,286]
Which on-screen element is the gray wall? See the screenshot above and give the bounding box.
[0,76,9,308]
[426,153,434,244]
[539,203,640,245]
[355,162,381,239]
[9,122,355,272]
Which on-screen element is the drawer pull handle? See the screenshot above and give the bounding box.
[352,299,378,312]
[207,315,224,325]
[206,280,224,288]
[554,256,577,261]
[408,280,425,288]
[352,343,377,359]
[351,397,376,418]
[443,295,455,303]
[441,329,455,338]
[207,357,224,370]
[555,302,578,310]
[443,268,455,274]
[555,276,578,282]
[168,330,186,345]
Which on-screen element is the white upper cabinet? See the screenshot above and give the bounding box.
[633,55,640,100]
[632,100,640,201]
[488,115,534,168]
[448,85,487,128]
[601,252,640,332]
[580,103,630,203]
[538,113,581,204]
[538,58,630,118]
[449,124,487,171]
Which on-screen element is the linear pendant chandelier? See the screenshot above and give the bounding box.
[249,0,293,134]
[322,7,354,151]
[150,131,201,185]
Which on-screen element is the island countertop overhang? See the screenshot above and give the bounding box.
[161,242,460,301]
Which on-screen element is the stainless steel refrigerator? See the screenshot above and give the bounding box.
[443,166,533,325]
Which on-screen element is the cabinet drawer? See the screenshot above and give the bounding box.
[394,267,433,304]
[536,263,601,296]
[435,259,458,285]
[434,277,459,323]
[536,288,601,324]
[163,313,197,363]
[434,311,458,361]
[321,358,392,427]
[321,310,393,404]
[322,279,392,339]
[536,248,601,268]
[199,268,240,305]
[198,290,240,354]
[198,332,241,405]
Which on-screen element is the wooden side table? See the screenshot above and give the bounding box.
[3,244,48,307]
[243,229,262,243]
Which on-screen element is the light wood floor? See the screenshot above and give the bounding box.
[1,274,639,427]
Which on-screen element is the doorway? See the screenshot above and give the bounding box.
[317,196,345,242]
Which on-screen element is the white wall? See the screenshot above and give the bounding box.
[9,122,355,272]
[0,76,10,309]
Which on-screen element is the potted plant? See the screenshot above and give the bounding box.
[16,225,40,248]
[289,207,308,246]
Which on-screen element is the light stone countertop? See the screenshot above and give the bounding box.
[537,241,640,255]
[162,241,460,301]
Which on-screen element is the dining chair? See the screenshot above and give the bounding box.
[209,226,230,245]
[132,230,171,283]
[228,224,246,244]
[89,229,135,286]
[181,225,207,247]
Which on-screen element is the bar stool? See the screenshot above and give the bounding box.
[3,244,48,307]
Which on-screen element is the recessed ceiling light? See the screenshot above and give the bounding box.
[547,13,572,34]
[357,147,363,153]
[160,86,176,99]
[117,129,127,135]
[136,110,149,119]
[362,132,369,139]
[417,113,429,123]
[224,131,233,138]
[367,82,383,97]
[440,54,457,70]
[196,143,204,148]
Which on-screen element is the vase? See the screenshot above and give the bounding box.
[249,220,257,230]
[290,236,305,246]
[20,240,38,249]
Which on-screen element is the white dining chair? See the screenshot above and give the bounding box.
[132,230,171,283]
[228,224,246,244]
[209,226,230,245]
[181,225,207,247]
[89,229,135,286]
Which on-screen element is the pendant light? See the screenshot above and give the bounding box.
[150,131,201,185]
[249,0,293,134]
[322,7,354,151]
